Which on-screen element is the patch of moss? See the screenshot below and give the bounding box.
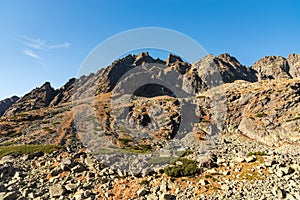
[125,144,152,154]
[201,119,210,123]
[148,156,177,165]
[0,144,61,159]
[43,127,55,134]
[247,151,267,157]
[104,132,112,136]
[2,141,17,146]
[255,112,267,118]
[139,179,150,186]
[212,186,221,191]
[164,158,200,177]
[241,172,261,180]
[118,137,132,146]
[119,127,130,133]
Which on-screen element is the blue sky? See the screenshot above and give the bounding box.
[0,0,299,100]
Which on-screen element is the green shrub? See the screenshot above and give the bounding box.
[164,158,200,177]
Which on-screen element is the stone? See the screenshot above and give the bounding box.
[286,193,297,200]
[137,188,149,197]
[159,193,176,200]
[49,184,65,198]
[245,155,257,163]
[281,166,294,175]
[84,157,95,169]
[71,164,86,173]
[217,158,226,165]
[235,157,245,163]
[160,180,168,193]
[199,179,210,186]
[50,167,62,176]
[0,155,14,164]
[264,159,276,167]
[65,183,78,192]
[147,194,159,200]
[272,187,286,198]
[60,157,74,171]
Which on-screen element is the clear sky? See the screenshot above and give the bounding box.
[0,0,299,100]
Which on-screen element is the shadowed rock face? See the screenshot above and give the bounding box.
[0,96,19,116]
[95,52,165,95]
[133,84,175,98]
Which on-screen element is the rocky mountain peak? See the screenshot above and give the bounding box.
[133,52,157,66]
[4,82,57,116]
[165,53,183,65]
[252,55,292,80]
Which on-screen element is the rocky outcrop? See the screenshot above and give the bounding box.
[96,52,164,94]
[287,53,300,78]
[183,53,257,94]
[166,54,191,74]
[0,96,19,116]
[50,78,75,107]
[223,78,300,145]
[252,56,292,80]
[4,82,57,116]
[216,53,258,83]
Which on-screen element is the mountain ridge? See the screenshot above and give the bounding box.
[2,52,300,116]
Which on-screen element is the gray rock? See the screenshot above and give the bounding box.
[137,188,149,197]
[65,183,78,192]
[272,187,286,198]
[159,193,176,200]
[49,184,65,198]
[245,155,257,163]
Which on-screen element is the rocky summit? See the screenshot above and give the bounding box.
[0,52,300,200]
